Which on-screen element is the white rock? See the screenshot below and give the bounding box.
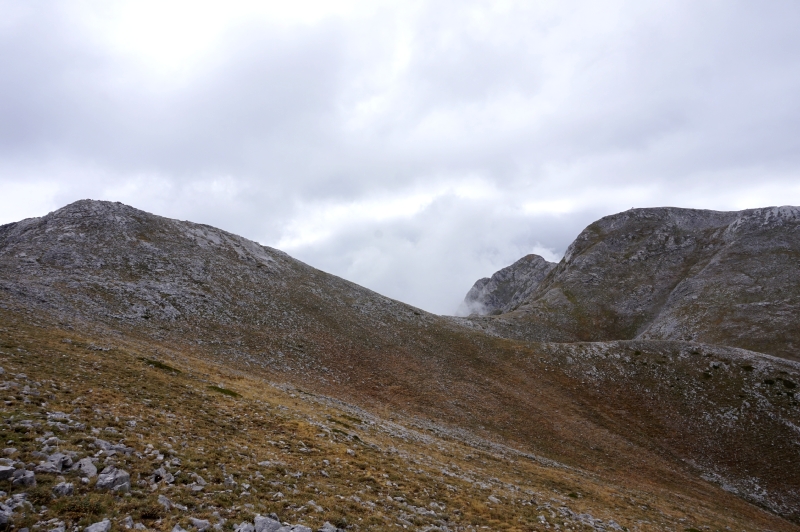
[254,516,282,532]
[52,482,74,496]
[157,494,172,510]
[85,519,111,532]
[189,518,211,531]
[74,458,97,478]
[95,466,130,492]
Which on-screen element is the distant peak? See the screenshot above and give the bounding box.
[458,253,556,316]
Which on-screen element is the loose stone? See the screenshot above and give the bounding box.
[85,519,111,532]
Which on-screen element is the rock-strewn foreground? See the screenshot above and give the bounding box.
[0,200,799,531]
[462,206,800,362]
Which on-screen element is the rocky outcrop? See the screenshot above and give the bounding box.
[0,199,454,377]
[95,466,130,492]
[465,206,800,361]
[458,254,556,316]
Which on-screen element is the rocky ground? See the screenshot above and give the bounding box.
[2,312,765,532]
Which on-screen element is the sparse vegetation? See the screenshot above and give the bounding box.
[140,357,181,373]
[208,385,241,397]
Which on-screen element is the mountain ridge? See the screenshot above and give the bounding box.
[1,199,799,528]
[462,205,800,362]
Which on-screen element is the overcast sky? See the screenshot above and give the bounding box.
[2,1,800,314]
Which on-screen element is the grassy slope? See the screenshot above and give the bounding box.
[0,309,794,532]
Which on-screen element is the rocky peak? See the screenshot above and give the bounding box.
[464,205,800,362]
[458,254,556,316]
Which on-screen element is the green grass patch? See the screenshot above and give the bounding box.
[27,484,55,506]
[208,385,240,398]
[139,357,180,373]
[53,493,109,519]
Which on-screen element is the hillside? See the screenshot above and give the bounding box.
[0,200,799,530]
[463,207,800,362]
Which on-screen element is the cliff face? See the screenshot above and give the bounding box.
[458,254,556,316]
[464,206,800,362]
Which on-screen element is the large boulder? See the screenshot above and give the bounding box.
[53,482,74,497]
[95,466,130,492]
[85,520,111,532]
[254,516,282,532]
[11,469,35,487]
[73,457,98,478]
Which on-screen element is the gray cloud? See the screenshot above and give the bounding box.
[2,1,800,313]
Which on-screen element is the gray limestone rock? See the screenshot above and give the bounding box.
[12,470,35,487]
[73,458,97,478]
[153,467,174,484]
[189,518,211,531]
[157,494,172,510]
[121,516,134,529]
[52,482,73,497]
[254,516,282,532]
[36,452,72,473]
[0,466,13,480]
[95,466,130,492]
[234,523,254,532]
[85,520,111,532]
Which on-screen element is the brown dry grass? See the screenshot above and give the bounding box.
[0,309,795,531]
